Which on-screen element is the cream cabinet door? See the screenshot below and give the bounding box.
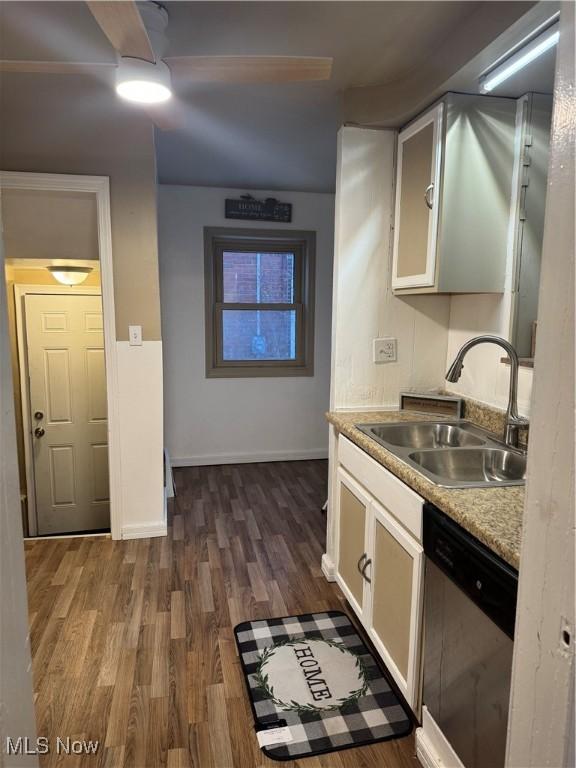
[392,103,443,290]
[335,467,371,621]
[367,499,424,710]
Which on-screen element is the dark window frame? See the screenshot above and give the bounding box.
[204,227,315,378]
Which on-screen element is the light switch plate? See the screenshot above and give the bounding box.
[373,337,397,363]
[129,325,142,346]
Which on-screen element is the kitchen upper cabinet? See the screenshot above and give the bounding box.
[335,436,424,711]
[392,104,443,290]
[392,93,518,294]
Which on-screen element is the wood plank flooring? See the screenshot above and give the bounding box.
[25,460,418,768]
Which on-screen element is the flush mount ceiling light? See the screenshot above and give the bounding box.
[115,57,172,104]
[47,265,93,286]
[480,22,559,93]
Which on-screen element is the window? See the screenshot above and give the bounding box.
[204,227,315,377]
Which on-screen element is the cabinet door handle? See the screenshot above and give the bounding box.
[361,558,372,584]
[357,553,367,574]
[424,183,434,210]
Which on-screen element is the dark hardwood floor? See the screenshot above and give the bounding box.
[24,460,418,767]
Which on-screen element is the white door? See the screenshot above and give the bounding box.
[25,293,110,535]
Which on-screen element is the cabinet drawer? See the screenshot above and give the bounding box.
[339,435,423,541]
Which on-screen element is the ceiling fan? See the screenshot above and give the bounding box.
[0,0,333,130]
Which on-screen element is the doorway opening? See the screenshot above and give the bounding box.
[13,280,109,536]
[1,174,119,537]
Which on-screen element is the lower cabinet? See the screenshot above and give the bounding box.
[335,468,370,622]
[334,441,424,712]
[338,469,370,617]
[368,500,424,710]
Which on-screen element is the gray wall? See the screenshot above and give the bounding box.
[158,184,335,465]
[0,74,161,342]
[0,211,38,767]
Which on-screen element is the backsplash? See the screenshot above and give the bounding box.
[444,392,529,448]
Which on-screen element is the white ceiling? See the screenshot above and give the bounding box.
[0,1,543,193]
[154,0,518,191]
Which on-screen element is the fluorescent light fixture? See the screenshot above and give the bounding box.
[47,265,92,286]
[480,24,559,93]
[115,57,172,104]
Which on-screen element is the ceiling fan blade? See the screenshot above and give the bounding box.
[0,60,115,75]
[86,1,154,62]
[164,56,333,83]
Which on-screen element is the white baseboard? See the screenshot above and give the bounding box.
[416,707,464,768]
[121,522,167,540]
[416,738,437,768]
[24,532,110,541]
[321,553,336,581]
[171,448,329,467]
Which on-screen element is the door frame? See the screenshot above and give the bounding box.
[15,285,104,536]
[1,171,121,539]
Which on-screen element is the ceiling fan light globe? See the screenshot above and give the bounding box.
[116,80,171,104]
[115,57,172,104]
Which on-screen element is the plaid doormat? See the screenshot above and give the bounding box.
[234,611,412,761]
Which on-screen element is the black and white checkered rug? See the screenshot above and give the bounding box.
[234,611,412,760]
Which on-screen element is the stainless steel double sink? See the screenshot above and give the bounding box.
[355,420,526,488]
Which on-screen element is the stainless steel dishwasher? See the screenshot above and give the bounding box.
[422,503,518,768]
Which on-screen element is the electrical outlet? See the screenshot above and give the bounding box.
[373,337,397,363]
[129,325,142,346]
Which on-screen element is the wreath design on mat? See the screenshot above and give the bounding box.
[253,636,369,715]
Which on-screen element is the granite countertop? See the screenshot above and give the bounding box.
[326,410,524,570]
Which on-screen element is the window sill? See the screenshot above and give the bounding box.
[500,357,534,369]
[206,364,314,378]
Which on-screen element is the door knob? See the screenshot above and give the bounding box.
[34,427,45,438]
[34,411,44,420]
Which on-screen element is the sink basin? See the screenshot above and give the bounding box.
[354,420,526,488]
[408,448,527,487]
[364,422,485,449]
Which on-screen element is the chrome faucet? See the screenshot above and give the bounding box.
[445,335,529,449]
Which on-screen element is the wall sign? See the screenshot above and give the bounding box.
[225,195,292,223]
